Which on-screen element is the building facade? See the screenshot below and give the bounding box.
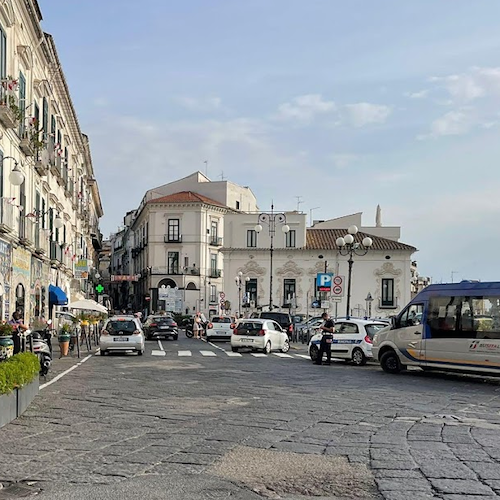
[0,1,102,324]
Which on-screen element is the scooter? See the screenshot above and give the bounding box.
[31,322,53,376]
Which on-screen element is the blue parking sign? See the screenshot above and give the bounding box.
[316,273,333,292]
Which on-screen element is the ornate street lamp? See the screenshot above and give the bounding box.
[235,271,250,316]
[255,205,289,311]
[6,157,24,185]
[336,225,373,319]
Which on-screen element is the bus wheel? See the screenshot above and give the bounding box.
[380,350,402,374]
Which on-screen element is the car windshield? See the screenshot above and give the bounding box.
[212,317,231,323]
[237,322,262,331]
[364,323,387,338]
[107,320,136,333]
[153,317,174,324]
[260,313,288,324]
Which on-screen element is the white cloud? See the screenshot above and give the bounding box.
[275,94,336,123]
[430,110,472,136]
[330,154,359,169]
[406,90,429,99]
[176,96,222,112]
[344,102,392,127]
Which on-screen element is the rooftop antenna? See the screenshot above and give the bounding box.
[295,196,304,212]
[204,160,208,176]
[451,271,458,283]
[310,206,320,227]
[219,171,226,181]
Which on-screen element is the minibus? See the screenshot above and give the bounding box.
[372,281,500,375]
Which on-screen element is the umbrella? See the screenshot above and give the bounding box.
[68,299,108,314]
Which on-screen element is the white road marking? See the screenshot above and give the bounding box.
[178,350,192,357]
[40,354,93,390]
[251,353,267,357]
[157,339,165,351]
[200,350,217,357]
[208,341,226,351]
[273,353,294,358]
[226,352,242,357]
[152,350,166,356]
[295,354,311,359]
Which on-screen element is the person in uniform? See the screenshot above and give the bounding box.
[314,312,335,365]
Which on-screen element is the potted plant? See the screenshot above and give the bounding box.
[0,322,14,361]
[58,323,71,357]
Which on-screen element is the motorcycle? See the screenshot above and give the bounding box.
[31,320,53,376]
[182,317,207,338]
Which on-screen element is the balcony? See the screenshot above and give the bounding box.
[0,87,20,129]
[0,198,14,234]
[50,241,63,264]
[210,236,223,247]
[19,218,35,248]
[184,266,200,276]
[19,131,35,157]
[209,269,222,279]
[164,235,182,243]
[34,227,49,255]
[150,267,183,276]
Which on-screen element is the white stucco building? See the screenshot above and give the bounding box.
[222,211,417,319]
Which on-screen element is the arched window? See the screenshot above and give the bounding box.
[186,282,197,291]
[158,278,177,288]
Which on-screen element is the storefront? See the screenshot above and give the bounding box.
[12,247,31,323]
[31,256,50,320]
[0,239,12,321]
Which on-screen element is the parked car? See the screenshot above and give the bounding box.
[143,315,179,340]
[206,316,236,342]
[99,316,145,356]
[308,318,387,365]
[255,312,294,338]
[297,316,324,342]
[231,318,290,354]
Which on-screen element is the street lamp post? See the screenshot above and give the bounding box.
[336,225,373,319]
[254,205,289,311]
[235,271,250,317]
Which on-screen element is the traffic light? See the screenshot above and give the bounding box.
[95,284,104,294]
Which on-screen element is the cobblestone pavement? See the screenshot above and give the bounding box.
[2,336,500,499]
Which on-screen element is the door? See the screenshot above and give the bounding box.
[425,295,500,372]
[392,303,425,365]
[333,322,359,359]
[269,321,283,348]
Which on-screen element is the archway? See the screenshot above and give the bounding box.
[158,278,177,289]
[186,282,197,291]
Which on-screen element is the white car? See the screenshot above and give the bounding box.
[206,316,236,342]
[308,319,387,365]
[231,319,290,354]
[100,316,145,356]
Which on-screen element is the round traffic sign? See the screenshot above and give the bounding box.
[219,292,226,299]
[333,285,343,295]
[333,276,343,285]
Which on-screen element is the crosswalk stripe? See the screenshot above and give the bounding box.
[251,353,268,357]
[178,350,192,357]
[151,350,166,356]
[295,354,311,359]
[273,353,293,358]
[225,351,242,357]
[200,351,217,357]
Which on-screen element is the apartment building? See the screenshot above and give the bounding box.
[0,1,103,323]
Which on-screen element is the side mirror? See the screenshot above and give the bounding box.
[390,316,396,329]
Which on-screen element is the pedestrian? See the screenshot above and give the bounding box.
[193,313,202,339]
[314,312,335,365]
[9,311,28,354]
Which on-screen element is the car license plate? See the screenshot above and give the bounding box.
[160,326,169,329]
[244,338,253,342]
[217,330,226,335]
[114,337,128,341]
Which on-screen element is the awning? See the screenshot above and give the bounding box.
[49,284,68,306]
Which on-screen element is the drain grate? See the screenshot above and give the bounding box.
[0,483,41,498]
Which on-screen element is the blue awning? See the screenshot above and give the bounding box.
[49,284,68,306]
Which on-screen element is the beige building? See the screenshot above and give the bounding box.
[0,1,102,324]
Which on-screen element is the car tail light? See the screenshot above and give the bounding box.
[101,330,109,336]
[364,335,372,344]
[208,323,213,329]
[172,322,177,327]
[150,323,157,327]
[233,328,240,335]
[259,329,266,336]
[133,330,141,335]
[288,324,293,333]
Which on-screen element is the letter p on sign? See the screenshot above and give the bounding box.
[316,273,333,291]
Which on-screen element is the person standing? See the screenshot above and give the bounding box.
[9,311,28,354]
[314,312,335,365]
[193,313,202,339]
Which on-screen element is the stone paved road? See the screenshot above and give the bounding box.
[2,335,500,499]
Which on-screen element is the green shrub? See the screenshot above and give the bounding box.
[0,352,40,395]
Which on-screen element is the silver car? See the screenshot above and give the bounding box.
[231,319,290,354]
[100,316,145,356]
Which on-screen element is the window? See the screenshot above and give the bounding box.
[0,150,3,199]
[336,322,359,334]
[427,296,500,340]
[167,252,179,274]
[236,201,240,210]
[283,279,296,306]
[184,256,189,268]
[245,278,257,306]
[42,98,48,141]
[0,26,6,80]
[399,303,424,328]
[210,285,216,303]
[167,219,180,241]
[210,254,217,274]
[18,72,26,137]
[381,278,395,307]
[247,229,257,248]
[50,115,56,153]
[286,230,296,248]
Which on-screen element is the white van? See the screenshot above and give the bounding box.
[372,281,500,375]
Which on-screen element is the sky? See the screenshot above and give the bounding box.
[39,0,500,283]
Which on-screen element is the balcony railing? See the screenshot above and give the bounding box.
[50,241,63,263]
[209,269,222,278]
[0,198,14,233]
[20,217,35,245]
[184,266,200,276]
[150,267,182,275]
[34,227,49,255]
[210,236,223,246]
[0,85,20,129]
[164,235,182,243]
